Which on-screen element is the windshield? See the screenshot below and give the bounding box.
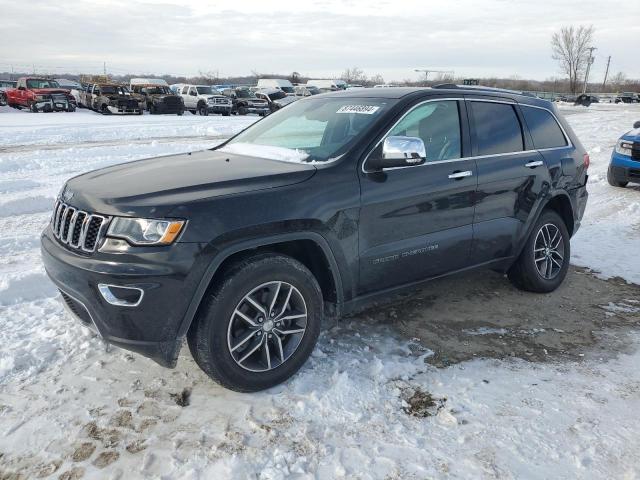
[196,86,216,95]
[269,91,287,101]
[280,86,295,94]
[100,85,129,95]
[143,86,171,95]
[236,89,255,98]
[26,79,60,89]
[307,87,320,95]
[219,98,391,163]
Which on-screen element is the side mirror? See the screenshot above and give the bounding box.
[367,136,426,171]
[634,120,640,129]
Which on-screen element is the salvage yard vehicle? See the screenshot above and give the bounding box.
[222,87,270,116]
[42,86,589,392]
[178,84,232,116]
[0,80,16,106]
[85,83,142,115]
[254,88,297,112]
[129,78,184,115]
[615,92,640,104]
[6,77,76,112]
[256,78,296,95]
[294,85,320,97]
[608,120,640,187]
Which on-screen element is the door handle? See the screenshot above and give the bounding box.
[525,160,544,168]
[448,170,473,179]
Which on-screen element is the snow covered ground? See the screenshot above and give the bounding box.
[0,104,639,479]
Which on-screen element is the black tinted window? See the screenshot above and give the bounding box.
[521,106,567,149]
[471,102,523,155]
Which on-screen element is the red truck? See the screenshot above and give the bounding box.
[6,77,76,112]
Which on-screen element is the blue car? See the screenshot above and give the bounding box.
[608,120,640,187]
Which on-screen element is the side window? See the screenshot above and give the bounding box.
[521,106,568,149]
[387,100,461,161]
[181,86,189,94]
[470,102,523,155]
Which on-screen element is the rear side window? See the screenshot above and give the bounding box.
[470,102,523,155]
[521,106,568,149]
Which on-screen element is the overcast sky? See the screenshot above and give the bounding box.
[0,0,638,82]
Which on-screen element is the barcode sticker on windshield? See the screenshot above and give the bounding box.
[336,105,380,115]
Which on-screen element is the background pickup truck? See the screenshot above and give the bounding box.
[5,77,76,112]
[83,83,143,115]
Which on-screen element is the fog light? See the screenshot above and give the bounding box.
[98,284,144,307]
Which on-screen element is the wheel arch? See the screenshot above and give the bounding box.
[543,192,575,236]
[176,232,343,338]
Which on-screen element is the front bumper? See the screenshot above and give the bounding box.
[152,102,184,114]
[107,105,142,114]
[41,227,208,367]
[610,152,640,184]
[34,98,75,112]
[207,104,232,114]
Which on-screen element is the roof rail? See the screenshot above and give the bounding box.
[432,84,536,97]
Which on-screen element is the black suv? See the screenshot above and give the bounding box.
[41,86,589,392]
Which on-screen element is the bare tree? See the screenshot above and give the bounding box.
[341,66,366,83]
[369,74,385,85]
[551,25,595,93]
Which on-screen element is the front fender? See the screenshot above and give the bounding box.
[175,231,344,338]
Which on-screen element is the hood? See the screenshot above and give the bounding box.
[622,128,640,141]
[64,149,316,217]
[205,94,230,101]
[33,88,70,95]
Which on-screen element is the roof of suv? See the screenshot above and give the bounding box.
[324,85,554,108]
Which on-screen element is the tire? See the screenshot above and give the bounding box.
[30,102,38,113]
[148,104,155,114]
[188,254,323,392]
[607,167,628,188]
[238,106,248,116]
[177,109,184,116]
[101,105,111,115]
[198,104,209,116]
[190,109,196,115]
[507,210,570,293]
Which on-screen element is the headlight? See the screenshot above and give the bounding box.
[615,139,633,156]
[35,95,46,101]
[107,217,185,246]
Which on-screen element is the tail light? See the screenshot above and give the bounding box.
[583,153,590,169]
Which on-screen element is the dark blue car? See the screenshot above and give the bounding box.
[608,121,640,187]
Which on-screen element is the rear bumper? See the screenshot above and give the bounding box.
[41,227,209,367]
[610,152,640,183]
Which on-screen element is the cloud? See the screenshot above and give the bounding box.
[0,0,637,81]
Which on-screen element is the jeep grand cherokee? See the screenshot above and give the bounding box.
[41,86,589,392]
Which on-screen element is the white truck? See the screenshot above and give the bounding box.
[177,84,232,116]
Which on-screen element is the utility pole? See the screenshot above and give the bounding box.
[601,55,611,92]
[103,61,106,75]
[582,47,597,94]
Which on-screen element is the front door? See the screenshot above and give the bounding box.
[358,98,477,294]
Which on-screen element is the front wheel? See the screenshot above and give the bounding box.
[607,167,628,188]
[508,210,570,293]
[198,104,209,116]
[188,254,323,392]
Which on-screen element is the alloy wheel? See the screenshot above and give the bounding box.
[533,223,565,280]
[227,281,308,372]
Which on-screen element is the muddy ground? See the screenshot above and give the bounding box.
[359,266,640,366]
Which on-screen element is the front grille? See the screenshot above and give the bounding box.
[60,290,92,326]
[163,96,180,106]
[51,200,109,253]
[629,169,640,179]
[213,97,230,105]
[116,99,138,108]
[632,143,640,161]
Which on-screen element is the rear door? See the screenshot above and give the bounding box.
[358,97,477,294]
[467,97,550,263]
